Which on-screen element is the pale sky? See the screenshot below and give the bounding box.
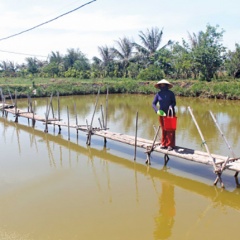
[0,0,239,64]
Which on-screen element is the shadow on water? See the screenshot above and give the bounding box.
[1,117,239,213]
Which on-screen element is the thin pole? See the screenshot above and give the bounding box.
[104,87,109,146]
[27,95,31,125]
[134,111,138,161]
[57,92,61,134]
[100,104,105,129]
[32,100,36,127]
[57,92,60,121]
[87,89,100,145]
[0,88,4,116]
[74,103,79,135]
[8,87,13,105]
[48,93,54,118]
[86,119,90,145]
[98,117,103,129]
[146,126,160,165]
[210,110,239,179]
[90,89,100,128]
[188,107,224,187]
[188,107,217,171]
[105,87,109,130]
[209,111,236,158]
[44,98,49,133]
[67,106,70,140]
[14,90,18,122]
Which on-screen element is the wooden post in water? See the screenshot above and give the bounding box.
[14,90,18,123]
[0,88,4,117]
[27,95,31,125]
[134,111,138,161]
[104,87,109,146]
[57,92,61,134]
[86,89,100,145]
[57,92,60,120]
[32,100,36,127]
[98,117,103,129]
[8,87,14,106]
[74,103,79,136]
[145,126,160,165]
[44,99,49,133]
[86,119,90,145]
[67,106,70,140]
[100,105,105,129]
[50,93,55,119]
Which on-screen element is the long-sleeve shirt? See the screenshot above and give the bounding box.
[152,88,176,115]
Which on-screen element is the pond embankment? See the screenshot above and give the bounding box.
[1,78,240,100]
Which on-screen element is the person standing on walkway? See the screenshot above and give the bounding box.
[152,79,176,151]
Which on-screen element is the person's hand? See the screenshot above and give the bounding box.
[157,110,166,116]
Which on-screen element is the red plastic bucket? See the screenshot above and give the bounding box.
[163,116,177,131]
[163,107,177,131]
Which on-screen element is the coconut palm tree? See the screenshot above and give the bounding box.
[111,37,135,76]
[25,57,39,74]
[0,61,18,77]
[97,45,114,66]
[63,48,90,71]
[111,37,134,63]
[93,46,115,77]
[186,31,204,50]
[49,51,63,64]
[133,27,173,66]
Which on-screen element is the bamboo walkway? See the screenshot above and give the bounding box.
[0,92,240,188]
[1,117,240,208]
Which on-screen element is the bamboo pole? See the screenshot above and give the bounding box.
[105,87,109,130]
[74,103,79,136]
[134,111,138,161]
[27,95,30,113]
[67,106,70,140]
[0,88,4,117]
[209,111,236,157]
[188,107,224,187]
[87,89,100,145]
[44,99,49,133]
[32,100,36,127]
[57,92,60,121]
[57,92,61,134]
[8,87,13,105]
[145,126,160,165]
[14,90,18,122]
[44,94,53,133]
[27,95,31,125]
[48,93,53,118]
[86,119,90,145]
[98,117,103,129]
[100,105,105,129]
[209,110,239,178]
[104,87,109,146]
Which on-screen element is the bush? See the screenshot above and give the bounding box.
[137,65,164,80]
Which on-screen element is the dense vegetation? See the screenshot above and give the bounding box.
[1,24,240,82]
[1,24,240,100]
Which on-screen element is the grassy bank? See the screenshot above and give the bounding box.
[1,77,240,100]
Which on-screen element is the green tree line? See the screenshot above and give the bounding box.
[1,24,240,82]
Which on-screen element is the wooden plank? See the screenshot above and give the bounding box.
[92,129,240,172]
